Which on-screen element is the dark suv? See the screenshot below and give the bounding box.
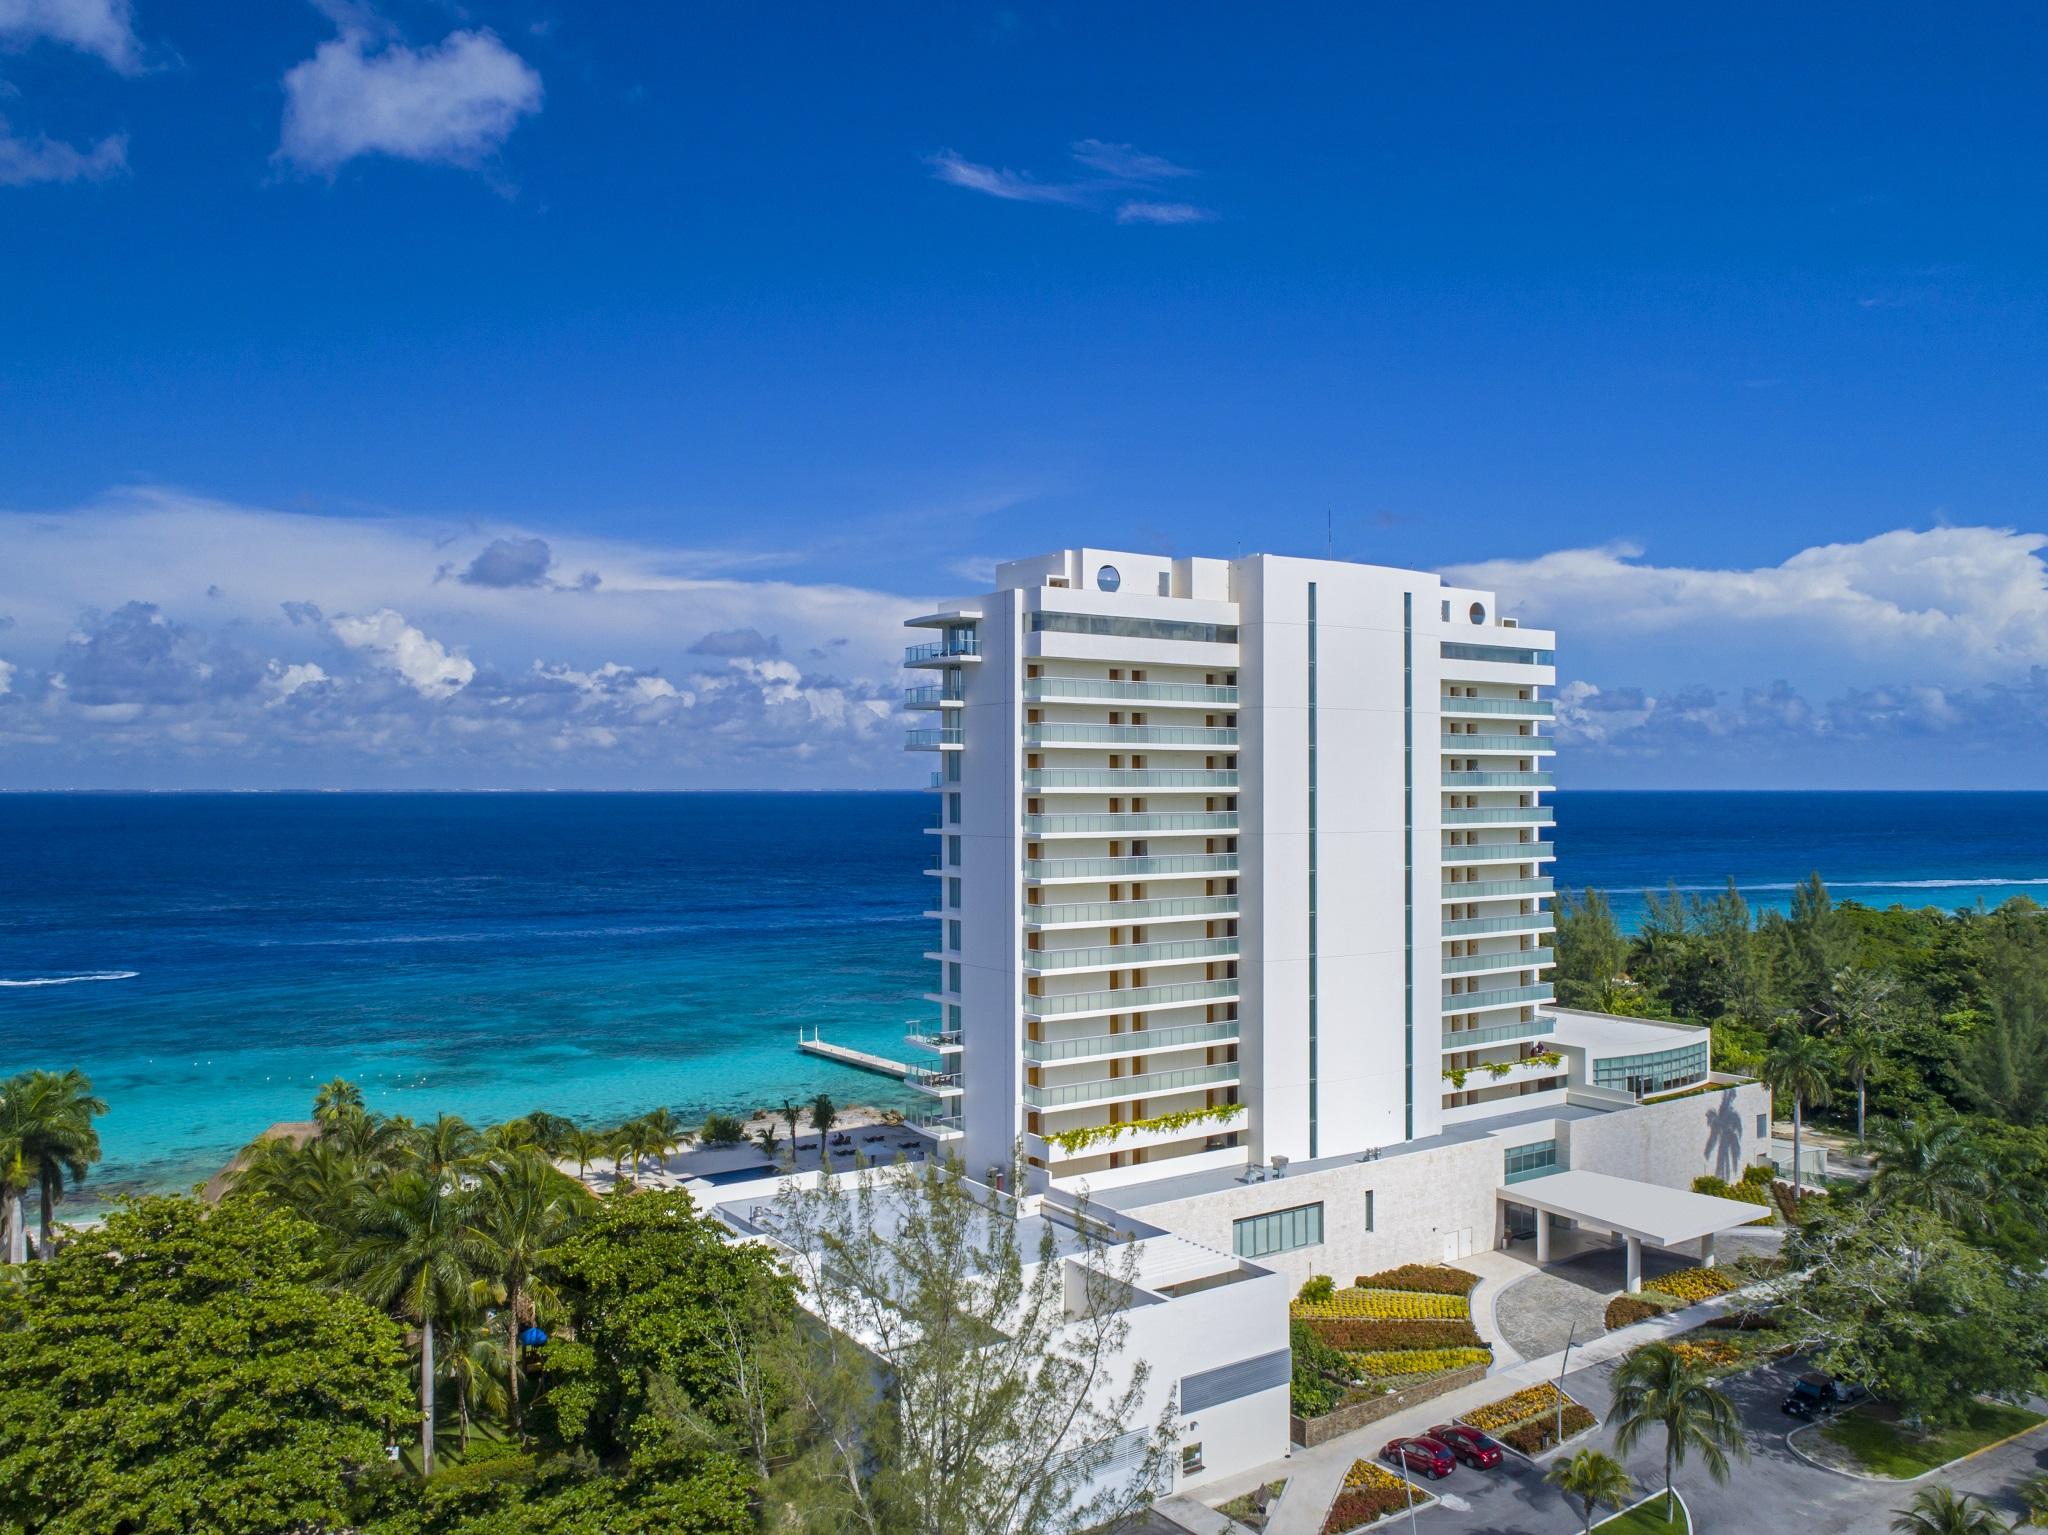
[1781,1373,1865,1419]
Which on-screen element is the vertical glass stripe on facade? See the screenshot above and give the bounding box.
[1307,581,1319,1159]
[1402,591,1414,1140]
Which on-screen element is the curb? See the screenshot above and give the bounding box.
[1592,1487,1691,1530]
[1784,1406,2048,1484]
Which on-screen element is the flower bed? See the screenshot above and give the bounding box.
[1459,1382,1598,1457]
[1668,1338,1742,1370]
[1353,1264,1480,1296]
[1499,1405,1598,1455]
[1293,1289,1468,1321]
[1321,1459,1432,1533]
[1308,1317,1485,1351]
[1641,1266,1739,1305]
[1462,1382,1567,1431]
[1345,1346,1493,1380]
[1605,1294,1666,1330]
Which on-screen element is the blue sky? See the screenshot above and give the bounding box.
[2,2,2045,788]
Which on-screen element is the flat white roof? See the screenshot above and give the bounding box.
[1503,1169,1765,1248]
[1540,1008,1710,1056]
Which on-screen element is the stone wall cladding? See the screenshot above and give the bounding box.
[1288,1361,1492,1447]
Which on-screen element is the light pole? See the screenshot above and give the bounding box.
[1555,1321,1579,1448]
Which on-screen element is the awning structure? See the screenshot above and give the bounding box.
[1499,1169,1765,1291]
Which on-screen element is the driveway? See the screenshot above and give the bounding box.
[1492,1231,1778,1362]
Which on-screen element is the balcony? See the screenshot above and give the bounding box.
[905,1028,964,1053]
[1440,733,1555,754]
[1024,768,1239,792]
[1440,876,1554,900]
[1026,1018,1241,1064]
[905,635,982,666]
[1441,841,1555,865]
[1023,1060,1239,1109]
[906,1068,964,1098]
[1441,1016,1555,1049]
[1442,947,1553,975]
[1442,912,1556,938]
[1025,976,1239,1019]
[1023,723,1238,749]
[1025,853,1238,883]
[1438,696,1555,718]
[904,728,964,751]
[1440,641,1556,667]
[1025,677,1239,706]
[1442,771,1553,788]
[912,1111,965,1139]
[1025,894,1240,928]
[1443,806,1555,826]
[1027,936,1239,972]
[904,685,963,710]
[1022,811,1238,837]
[1441,982,1556,1014]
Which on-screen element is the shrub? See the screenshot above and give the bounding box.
[1305,1317,1484,1351]
[1692,1172,1775,1223]
[1646,1266,1739,1305]
[1497,1404,1597,1455]
[1353,1264,1480,1296]
[1704,1308,1780,1332]
[1462,1382,1567,1431]
[1290,1319,1347,1418]
[1740,1161,1775,1186]
[1321,1461,1426,1533]
[1605,1295,1663,1330]
[1298,1274,1336,1304]
[1345,1346,1491,1381]
[1668,1338,1742,1369]
[1292,1289,1467,1321]
[699,1113,748,1146]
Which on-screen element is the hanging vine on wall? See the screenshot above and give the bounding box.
[1045,1102,1246,1156]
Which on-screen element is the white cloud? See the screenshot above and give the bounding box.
[0,657,14,695]
[0,0,142,71]
[277,23,542,173]
[928,138,1215,226]
[262,659,330,705]
[1068,139,1193,181]
[923,148,1083,205]
[329,608,474,696]
[1116,200,1215,226]
[0,118,125,186]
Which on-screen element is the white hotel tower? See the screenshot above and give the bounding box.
[903,548,1561,1194]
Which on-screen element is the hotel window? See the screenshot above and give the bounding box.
[947,877,961,909]
[947,962,962,992]
[1232,1201,1324,1258]
[947,835,962,867]
[944,754,962,783]
[948,919,962,951]
[1181,1443,1204,1476]
[948,792,962,825]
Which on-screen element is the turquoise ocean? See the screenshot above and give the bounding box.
[5,790,2047,1211]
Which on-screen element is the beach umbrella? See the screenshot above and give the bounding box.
[520,1326,548,1347]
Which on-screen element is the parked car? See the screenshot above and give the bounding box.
[1427,1423,1504,1469]
[1380,1435,1457,1479]
[1781,1373,1866,1418]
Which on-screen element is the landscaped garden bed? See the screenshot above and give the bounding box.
[1289,1267,1492,1441]
[1602,1262,1754,1330]
[1215,1477,1287,1531]
[1457,1381,1598,1458]
[1320,1459,1434,1534]
[1807,1399,2047,1480]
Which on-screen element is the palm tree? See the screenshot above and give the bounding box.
[235,1135,371,1251]
[312,1077,365,1125]
[521,1110,576,1156]
[1763,1026,1834,1201]
[1820,969,1894,1144]
[415,1113,481,1181]
[2015,1471,2048,1528]
[638,1107,683,1175]
[564,1126,608,1184]
[0,1080,36,1264]
[1838,1028,1884,1146]
[608,1123,640,1185]
[468,1149,589,1436]
[780,1098,803,1151]
[2,1069,107,1253]
[810,1093,837,1159]
[1610,1340,1746,1522]
[1870,1117,1990,1229]
[342,1168,491,1475]
[441,1310,511,1454]
[325,1106,415,1176]
[756,1122,783,1165]
[1545,1447,1633,1535]
[1890,1485,2010,1534]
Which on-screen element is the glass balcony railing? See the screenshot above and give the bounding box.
[1023,1061,1239,1108]
[1441,641,1555,667]
[1022,812,1238,836]
[1438,696,1555,717]
[1026,894,1240,926]
[905,1028,963,1052]
[904,635,981,664]
[1442,807,1555,825]
[1026,976,1239,1016]
[1026,853,1238,881]
[1024,724,1238,748]
[1441,1016,1555,1049]
[1027,936,1239,970]
[903,685,961,708]
[913,1111,965,1136]
[1441,842,1555,863]
[1024,769,1239,791]
[1026,1018,1240,1063]
[1441,982,1555,1013]
[907,1068,962,1093]
[1440,733,1555,753]
[1442,771,1554,787]
[1442,947,1553,974]
[1442,876,1554,899]
[1442,912,1556,937]
[1025,677,1239,706]
[904,728,964,750]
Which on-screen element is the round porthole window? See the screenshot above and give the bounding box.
[1097,564,1122,593]
[1469,601,1487,625]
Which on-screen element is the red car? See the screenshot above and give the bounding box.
[1380,1435,1457,1479]
[1428,1423,1504,1469]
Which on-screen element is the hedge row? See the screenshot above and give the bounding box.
[1345,1346,1493,1380]
[1604,1294,1665,1330]
[1304,1316,1484,1351]
[1352,1264,1480,1296]
[1498,1403,1597,1455]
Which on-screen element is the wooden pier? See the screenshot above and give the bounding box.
[797,1027,911,1080]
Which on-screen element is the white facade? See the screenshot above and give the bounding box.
[904,547,1560,1193]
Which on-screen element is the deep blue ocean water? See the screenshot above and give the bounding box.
[5,790,2047,1208]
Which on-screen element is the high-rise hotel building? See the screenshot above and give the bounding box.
[904,548,1561,1193]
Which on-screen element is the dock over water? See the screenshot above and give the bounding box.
[797,1027,911,1080]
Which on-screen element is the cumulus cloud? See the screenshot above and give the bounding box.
[330,608,473,697]
[262,659,330,705]
[277,19,542,174]
[0,118,126,186]
[458,535,553,588]
[54,601,260,706]
[927,137,1216,225]
[0,0,142,71]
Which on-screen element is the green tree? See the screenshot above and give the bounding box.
[1953,964,2048,1127]
[1821,967,1897,1143]
[808,1093,837,1144]
[781,1098,804,1150]
[1785,872,1853,1022]
[1870,1118,1990,1231]
[0,1069,107,1254]
[469,1149,591,1438]
[1784,1203,2046,1428]
[0,1196,411,1535]
[1544,1447,1633,1535]
[565,1125,608,1184]
[416,1112,483,1180]
[2015,1470,2048,1528]
[342,1168,493,1475]
[1763,1026,1834,1200]
[1609,1340,1745,1522]
[1890,1484,2011,1535]
[442,1308,512,1454]
[1556,888,1629,1010]
[0,1090,32,1265]
[313,1076,365,1124]
[701,1113,748,1146]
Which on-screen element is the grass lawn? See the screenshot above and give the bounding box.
[1592,1493,1691,1532]
[1818,1399,2047,1479]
